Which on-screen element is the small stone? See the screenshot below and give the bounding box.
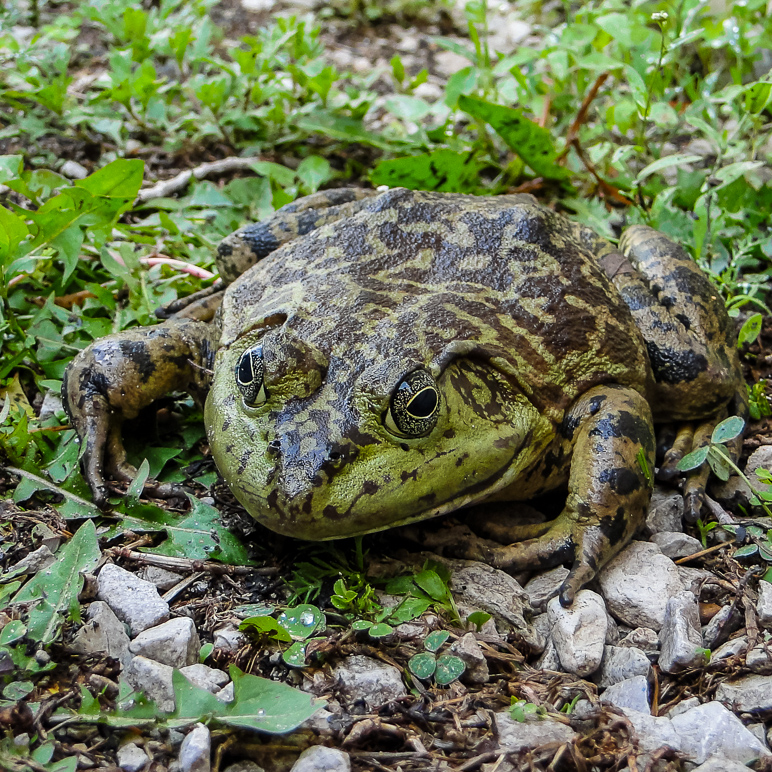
[117,743,149,772]
[179,724,210,772]
[524,567,569,612]
[61,160,88,179]
[716,674,772,712]
[601,675,650,713]
[619,708,680,754]
[289,746,350,772]
[746,644,772,673]
[215,682,235,703]
[670,700,771,764]
[702,603,742,650]
[598,542,685,630]
[617,627,659,655]
[678,566,714,596]
[333,655,406,710]
[449,633,489,684]
[71,601,132,669]
[434,50,471,77]
[658,592,704,673]
[535,638,562,671]
[645,488,684,533]
[223,763,265,772]
[758,581,772,628]
[300,708,335,736]
[98,564,170,636]
[123,656,175,713]
[650,531,702,559]
[129,617,200,668]
[140,566,183,591]
[665,696,701,718]
[596,645,651,688]
[38,392,64,422]
[692,759,764,772]
[12,545,56,574]
[180,664,229,693]
[493,711,576,752]
[213,628,246,652]
[712,635,748,660]
[547,590,607,677]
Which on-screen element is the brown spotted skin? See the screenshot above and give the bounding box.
[62,187,745,603]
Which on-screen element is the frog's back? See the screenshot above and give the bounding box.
[220,188,652,418]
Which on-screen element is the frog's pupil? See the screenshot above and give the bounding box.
[238,352,253,384]
[407,387,438,418]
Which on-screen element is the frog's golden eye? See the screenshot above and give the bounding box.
[385,369,440,438]
[235,346,267,407]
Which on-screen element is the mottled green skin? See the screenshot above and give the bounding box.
[63,187,744,603]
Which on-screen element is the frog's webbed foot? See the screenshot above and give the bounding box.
[63,320,213,508]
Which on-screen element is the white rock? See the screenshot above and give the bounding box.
[300,708,335,736]
[678,566,714,595]
[333,655,406,710]
[617,626,659,655]
[61,160,88,179]
[712,635,748,660]
[123,656,175,713]
[596,645,651,688]
[601,675,650,713]
[129,617,199,668]
[289,746,350,772]
[449,633,489,684]
[117,742,149,772]
[547,590,607,677]
[98,564,170,636]
[71,601,132,669]
[215,682,235,703]
[180,664,230,693]
[666,696,700,718]
[223,763,264,772]
[213,628,246,652]
[716,674,772,712]
[619,708,680,754]
[746,446,772,495]
[670,700,771,764]
[12,545,56,574]
[658,591,704,673]
[524,567,569,612]
[140,566,183,591]
[38,391,64,421]
[493,711,576,752]
[758,581,772,628]
[434,50,471,77]
[535,638,562,671]
[179,723,210,772]
[597,541,685,630]
[746,644,772,673]
[692,759,764,772]
[645,488,684,533]
[703,604,741,649]
[650,531,702,559]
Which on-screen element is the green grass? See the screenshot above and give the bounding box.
[1,0,771,518]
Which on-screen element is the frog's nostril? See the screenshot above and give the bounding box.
[329,450,342,461]
[267,439,281,456]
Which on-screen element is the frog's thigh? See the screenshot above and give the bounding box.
[483,385,655,606]
[615,226,740,419]
[216,188,377,283]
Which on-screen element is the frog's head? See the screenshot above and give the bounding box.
[205,319,548,541]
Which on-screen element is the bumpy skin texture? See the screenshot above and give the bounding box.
[63,188,744,604]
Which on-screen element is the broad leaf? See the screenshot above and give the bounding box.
[370,149,482,193]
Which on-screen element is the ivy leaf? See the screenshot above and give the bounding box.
[676,445,709,472]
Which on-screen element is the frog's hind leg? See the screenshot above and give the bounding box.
[216,188,377,283]
[614,227,746,520]
[459,385,656,606]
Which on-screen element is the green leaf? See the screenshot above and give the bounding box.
[466,611,491,631]
[3,680,34,700]
[282,639,319,668]
[296,156,332,193]
[413,569,448,602]
[351,619,373,631]
[458,95,569,180]
[370,149,482,193]
[219,666,324,733]
[434,654,466,685]
[739,314,763,346]
[126,458,151,502]
[368,623,394,639]
[277,605,324,640]
[711,416,745,445]
[0,205,30,266]
[707,445,734,482]
[75,159,144,198]
[239,616,292,643]
[676,445,709,471]
[408,652,436,680]
[745,81,772,114]
[12,520,100,645]
[424,630,450,652]
[733,544,759,559]
[636,154,704,182]
[0,620,26,645]
[0,155,23,184]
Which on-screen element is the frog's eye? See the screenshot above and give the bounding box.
[385,369,440,438]
[235,346,267,407]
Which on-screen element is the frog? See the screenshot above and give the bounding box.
[62,187,746,605]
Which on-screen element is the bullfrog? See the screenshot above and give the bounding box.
[62,187,745,604]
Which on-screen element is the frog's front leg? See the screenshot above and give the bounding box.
[62,319,215,507]
[467,385,655,606]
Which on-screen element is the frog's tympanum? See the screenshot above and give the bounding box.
[63,188,746,604]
